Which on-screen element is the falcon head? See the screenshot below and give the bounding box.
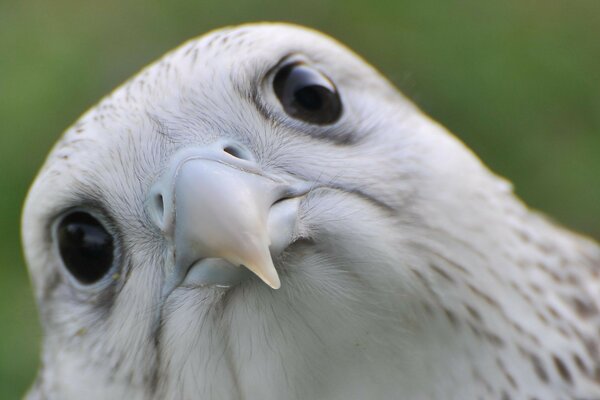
[22,23,600,399]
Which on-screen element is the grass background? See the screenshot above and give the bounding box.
[1,0,598,397]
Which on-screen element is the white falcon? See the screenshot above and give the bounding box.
[22,23,600,400]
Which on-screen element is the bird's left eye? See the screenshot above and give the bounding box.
[273,62,342,125]
[56,211,115,285]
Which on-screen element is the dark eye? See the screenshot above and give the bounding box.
[56,211,115,285]
[273,62,342,125]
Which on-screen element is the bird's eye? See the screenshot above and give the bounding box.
[273,62,342,125]
[56,211,115,285]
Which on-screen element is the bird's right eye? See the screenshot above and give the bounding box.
[56,211,115,285]
[273,62,342,125]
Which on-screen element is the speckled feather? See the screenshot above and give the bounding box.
[22,23,600,400]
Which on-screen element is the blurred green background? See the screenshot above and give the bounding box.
[1,0,598,397]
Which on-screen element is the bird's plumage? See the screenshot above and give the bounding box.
[22,23,600,400]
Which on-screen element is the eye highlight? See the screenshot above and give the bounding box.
[56,211,115,285]
[273,62,342,125]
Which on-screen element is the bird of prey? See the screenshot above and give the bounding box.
[22,23,600,400]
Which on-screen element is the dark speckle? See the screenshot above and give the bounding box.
[529,353,549,383]
[497,357,518,389]
[430,263,455,283]
[483,331,505,348]
[571,296,598,318]
[467,283,502,310]
[573,353,587,374]
[546,305,561,319]
[552,354,572,384]
[443,308,459,328]
[465,304,482,322]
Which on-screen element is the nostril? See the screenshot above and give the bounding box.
[148,186,171,233]
[154,193,165,220]
[223,146,243,158]
[221,142,254,162]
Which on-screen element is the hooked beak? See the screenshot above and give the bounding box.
[147,141,307,298]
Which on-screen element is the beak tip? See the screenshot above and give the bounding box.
[269,279,281,290]
[257,267,281,289]
[243,260,281,289]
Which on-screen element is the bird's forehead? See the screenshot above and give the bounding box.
[35,23,397,192]
[46,24,367,158]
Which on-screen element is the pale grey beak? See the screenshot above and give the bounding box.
[147,141,307,298]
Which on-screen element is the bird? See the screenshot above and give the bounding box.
[21,22,600,400]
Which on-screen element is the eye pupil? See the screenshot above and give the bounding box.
[295,86,324,111]
[57,211,114,284]
[273,63,342,124]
